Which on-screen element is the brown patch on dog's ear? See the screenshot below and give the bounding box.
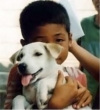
[45,43,63,59]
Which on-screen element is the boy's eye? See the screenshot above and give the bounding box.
[56,39,64,43]
[34,52,42,56]
[36,39,44,42]
[35,37,47,43]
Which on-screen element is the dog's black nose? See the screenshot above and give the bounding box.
[18,63,27,73]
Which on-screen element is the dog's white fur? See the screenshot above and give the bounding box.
[11,42,91,110]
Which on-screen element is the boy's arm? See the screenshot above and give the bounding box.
[72,68,92,108]
[48,72,78,109]
[69,41,99,81]
[4,65,22,109]
[48,69,92,109]
[66,67,92,108]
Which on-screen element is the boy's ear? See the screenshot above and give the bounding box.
[10,51,19,64]
[45,43,63,59]
[20,39,27,46]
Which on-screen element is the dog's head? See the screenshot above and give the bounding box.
[10,42,63,86]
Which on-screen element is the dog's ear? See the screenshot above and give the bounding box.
[10,50,20,64]
[45,43,63,59]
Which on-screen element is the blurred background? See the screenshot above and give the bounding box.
[0,0,97,72]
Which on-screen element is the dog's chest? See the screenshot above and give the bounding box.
[23,67,67,104]
[23,83,37,104]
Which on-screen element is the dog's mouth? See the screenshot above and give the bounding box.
[32,68,43,77]
[21,68,43,86]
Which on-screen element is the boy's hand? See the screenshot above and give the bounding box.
[48,71,78,109]
[72,81,92,109]
[69,40,77,52]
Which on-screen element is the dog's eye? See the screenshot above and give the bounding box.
[34,52,42,56]
[17,53,23,61]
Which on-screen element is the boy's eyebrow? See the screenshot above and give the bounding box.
[34,36,45,39]
[34,33,65,39]
[54,33,65,37]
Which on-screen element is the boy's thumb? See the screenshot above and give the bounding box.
[55,70,64,87]
[77,81,83,88]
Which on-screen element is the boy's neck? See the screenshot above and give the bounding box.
[95,14,100,26]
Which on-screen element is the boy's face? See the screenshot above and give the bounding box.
[21,24,72,64]
[92,0,99,13]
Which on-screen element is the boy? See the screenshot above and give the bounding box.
[77,0,99,108]
[4,1,92,109]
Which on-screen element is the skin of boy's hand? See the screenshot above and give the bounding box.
[48,71,78,109]
[69,40,77,52]
[72,81,92,109]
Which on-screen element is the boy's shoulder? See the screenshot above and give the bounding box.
[81,15,95,26]
[8,64,21,83]
[10,64,18,74]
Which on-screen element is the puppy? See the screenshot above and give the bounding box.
[10,42,91,110]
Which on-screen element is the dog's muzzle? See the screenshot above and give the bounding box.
[20,67,43,86]
[33,68,43,77]
[18,63,43,76]
[18,63,27,74]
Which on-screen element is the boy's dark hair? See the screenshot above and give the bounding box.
[20,0,70,40]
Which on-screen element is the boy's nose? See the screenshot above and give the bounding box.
[18,63,27,73]
[47,40,55,43]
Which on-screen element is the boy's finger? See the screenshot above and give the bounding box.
[65,76,73,83]
[55,70,64,87]
[72,103,78,109]
[73,79,78,87]
[75,94,83,101]
[76,93,89,109]
[65,76,78,88]
[82,96,92,107]
[77,81,83,88]
[77,87,86,95]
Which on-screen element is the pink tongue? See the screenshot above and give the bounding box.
[21,75,33,86]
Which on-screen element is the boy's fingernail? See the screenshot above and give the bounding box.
[77,106,80,109]
[58,70,60,74]
[82,104,84,107]
[58,70,61,73]
[74,105,76,108]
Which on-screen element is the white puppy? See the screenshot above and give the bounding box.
[10,42,91,110]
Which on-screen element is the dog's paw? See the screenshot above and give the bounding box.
[12,109,25,110]
[12,95,26,109]
[36,94,48,109]
[26,104,34,110]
